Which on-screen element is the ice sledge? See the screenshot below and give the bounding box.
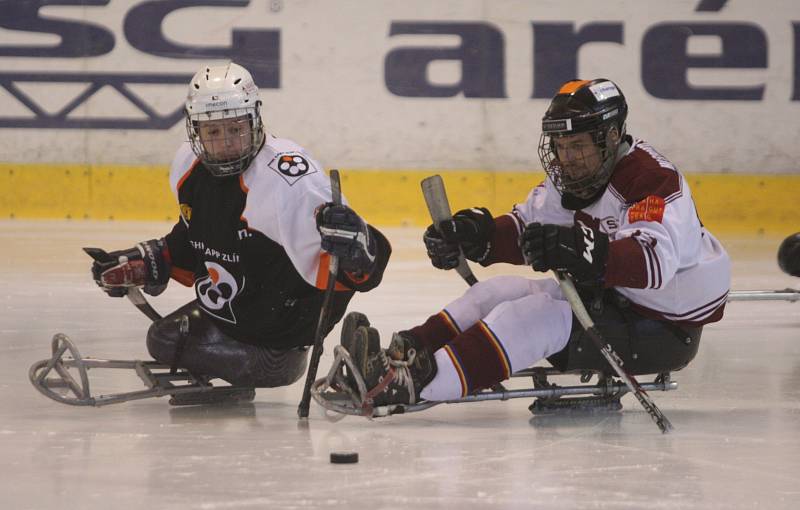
[29,333,255,406]
[311,345,677,418]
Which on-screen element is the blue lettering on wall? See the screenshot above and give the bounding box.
[0,0,279,130]
[0,0,115,57]
[695,0,728,12]
[385,22,506,98]
[642,23,767,100]
[124,0,279,88]
[531,23,624,99]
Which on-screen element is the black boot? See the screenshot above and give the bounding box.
[340,312,379,385]
[358,330,437,407]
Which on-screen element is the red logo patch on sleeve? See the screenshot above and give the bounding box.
[628,195,666,223]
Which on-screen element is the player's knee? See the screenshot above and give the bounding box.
[486,291,561,324]
[465,275,522,302]
[529,277,560,297]
[146,317,179,364]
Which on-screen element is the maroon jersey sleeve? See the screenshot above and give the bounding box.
[481,213,526,266]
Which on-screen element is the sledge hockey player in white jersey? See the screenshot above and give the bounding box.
[87,62,391,397]
[340,78,730,408]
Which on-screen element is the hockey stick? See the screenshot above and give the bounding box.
[420,174,478,286]
[298,169,342,419]
[83,247,163,322]
[556,271,673,433]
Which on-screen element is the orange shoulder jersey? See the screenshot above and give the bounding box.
[164,135,390,347]
[485,136,730,327]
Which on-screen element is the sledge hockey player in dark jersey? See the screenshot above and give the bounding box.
[88,62,390,394]
[341,78,730,408]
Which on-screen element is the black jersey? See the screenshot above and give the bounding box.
[164,136,390,348]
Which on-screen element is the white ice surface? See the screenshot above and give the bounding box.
[1,221,799,510]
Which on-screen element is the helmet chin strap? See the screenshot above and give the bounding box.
[613,136,631,164]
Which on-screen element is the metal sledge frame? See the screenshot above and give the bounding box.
[310,345,678,418]
[727,289,799,302]
[29,333,254,407]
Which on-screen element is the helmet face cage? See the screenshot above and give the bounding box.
[538,122,620,199]
[537,79,627,199]
[186,104,264,177]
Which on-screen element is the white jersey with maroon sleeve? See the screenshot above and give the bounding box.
[511,137,730,326]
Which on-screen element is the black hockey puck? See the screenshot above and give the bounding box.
[330,451,358,464]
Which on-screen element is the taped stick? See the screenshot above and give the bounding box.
[556,271,673,433]
[420,174,478,286]
[298,169,342,419]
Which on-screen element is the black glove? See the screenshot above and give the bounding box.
[423,225,461,270]
[423,207,495,270]
[85,239,170,297]
[316,203,376,274]
[521,221,609,283]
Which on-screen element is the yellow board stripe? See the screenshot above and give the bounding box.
[0,164,798,236]
[438,309,461,335]
[442,345,468,398]
[478,321,512,379]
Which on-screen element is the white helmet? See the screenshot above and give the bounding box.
[185,62,265,177]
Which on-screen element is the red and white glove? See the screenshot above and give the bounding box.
[85,240,171,297]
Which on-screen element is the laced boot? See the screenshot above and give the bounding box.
[340,314,380,386]
[359,331,437,408]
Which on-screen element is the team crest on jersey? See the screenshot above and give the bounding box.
[269,152,317,185]
[194,262,244,324]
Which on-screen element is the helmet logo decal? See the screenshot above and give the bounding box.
[195,261,243,324]
[269,152,318,185]
[542,118,573,133]
[589,82,620,101]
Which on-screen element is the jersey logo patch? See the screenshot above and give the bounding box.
[628,195,665,224]
[195,262,244,324]
[269,152,318,185]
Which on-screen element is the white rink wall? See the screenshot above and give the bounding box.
[0,0,798,173]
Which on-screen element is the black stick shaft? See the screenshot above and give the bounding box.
[297,169,341,419]
[126,287,163,322]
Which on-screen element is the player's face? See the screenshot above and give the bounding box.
[553,132,602,181]
[198,117,253,162]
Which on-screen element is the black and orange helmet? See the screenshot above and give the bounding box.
[538,79,628,200]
